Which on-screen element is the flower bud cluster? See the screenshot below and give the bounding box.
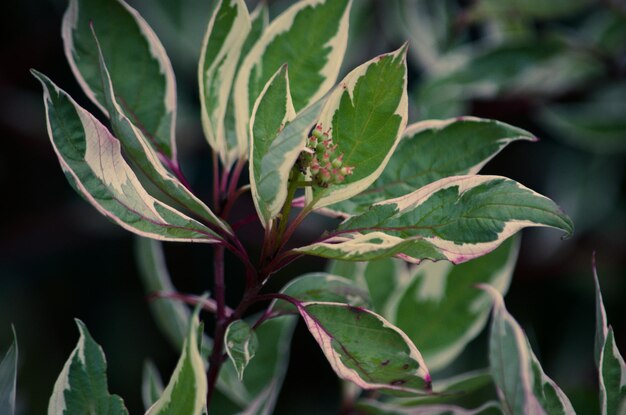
[298,124,354,188]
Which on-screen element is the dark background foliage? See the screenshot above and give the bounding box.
[0,0,624,413]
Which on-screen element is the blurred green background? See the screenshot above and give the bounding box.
[1,0,624,413]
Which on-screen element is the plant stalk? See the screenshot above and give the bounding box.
[206,245,226,404]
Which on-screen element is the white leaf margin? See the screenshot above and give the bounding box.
[224,320,258,381]
[92,32,230,235]
[198,0,251,162]
[402,116,538,176]
[249,64,297,227]
[35,72,221,244]
[308,45,409,209]
[480,285,547,415]
[233,0,352,160]
[300,175,571,264]
[297,301,431,393]
[146,304,207,414]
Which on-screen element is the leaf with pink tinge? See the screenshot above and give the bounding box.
[326,117,537,217]
[92,29,230,236]
[293,301,432,395]
[33,71,221,244]
[297,175,572,264]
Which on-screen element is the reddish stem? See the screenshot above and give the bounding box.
[212,151,221,213]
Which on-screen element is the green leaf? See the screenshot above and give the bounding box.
[62,0,177,161]
[214,316,296,415]
[307,45,409,208]
[481,285,574,415]
[297,175,572,263]
[327,117,536,216]
[146,301,207,414]
[297,302,431,394]
[199,0,251,166]
[395,237,519,371]
[91,29,230,236]
[594,263,626,415]
[355,399,501,415]
[271,272,370,314]
[48,320,128,415]
[33,71,221,244]
[135,238,213,357]
[0,327,17,415]
[142,360,164,411]
[233,0,352,158]
[249,64,296,226]
[225,320,259,381]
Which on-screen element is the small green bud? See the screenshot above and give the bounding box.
[312,126,324,140]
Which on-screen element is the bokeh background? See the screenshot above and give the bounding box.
[1,0,625,413]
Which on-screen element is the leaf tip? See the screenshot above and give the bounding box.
[30,68,45,84]
[476,283,504,309]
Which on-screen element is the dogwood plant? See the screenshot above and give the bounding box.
[14,0,622,413]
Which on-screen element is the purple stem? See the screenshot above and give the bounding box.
[212,151,221,213]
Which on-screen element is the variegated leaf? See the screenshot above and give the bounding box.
[327,117,537,216]
[0,327,17,415]
[297,175,573,264]
[395,237,519,371]
[92,30,230,236]
[135,238,213,356]
[48,320,128,415]
[225,320,259,381]
[249,64,296,226]
[214,316,296,415]
[481,285,574,415]
[329,239,518,372]
[63,0,178,161]
[223,3,269,168]
[146,301,207,414]
[296,301,431,394]
[271,272,370,314]
[307,45,409,208]
[594,263,626,415]
[529,347,577,415]
[355,400,501,415]
[199,0,251,165]
[33,71,221,244]
[233,0,352,159]
[142,360,164,411]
